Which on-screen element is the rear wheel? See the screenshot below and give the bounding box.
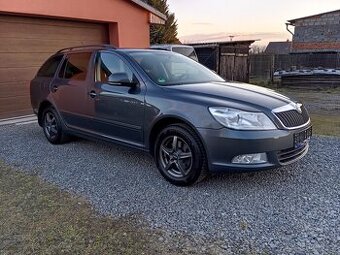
[42,107,67,144]
[154,124,208,186]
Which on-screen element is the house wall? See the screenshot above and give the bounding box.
[292,11,340,53]
[0,0,151,48]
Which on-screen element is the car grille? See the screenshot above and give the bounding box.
[277,143,309,165]
[274,106,309,128]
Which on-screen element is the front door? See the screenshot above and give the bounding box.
[89,51,146,147]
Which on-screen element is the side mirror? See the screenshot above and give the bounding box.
[108,73,137,87]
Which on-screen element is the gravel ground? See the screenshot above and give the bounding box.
[1,123,339,254]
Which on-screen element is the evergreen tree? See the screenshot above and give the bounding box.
[147,0,180,44]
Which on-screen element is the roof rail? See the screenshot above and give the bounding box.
[57,44,116,53]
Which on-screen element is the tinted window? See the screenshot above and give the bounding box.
[129,51,223,86]
[37,55,63,77]
[59,52,92,81]
[96,52,133,83]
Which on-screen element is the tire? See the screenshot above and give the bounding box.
[41,106,68,144]
[154,124,208,186]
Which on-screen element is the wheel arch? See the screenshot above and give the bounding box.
[148,115,207,158]
[37,100,53,126]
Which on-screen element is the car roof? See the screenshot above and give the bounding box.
[150,44,194,50]
[57,44,119,54]
[118,48,166,53]
[56,45,171,55]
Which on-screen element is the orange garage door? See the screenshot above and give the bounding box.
[0,15,109,119]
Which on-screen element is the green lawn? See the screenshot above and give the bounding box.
[310,114,340,137]
[249,83,340,137]
[277,88,340,137]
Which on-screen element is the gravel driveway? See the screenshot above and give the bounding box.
[1,123,339,254]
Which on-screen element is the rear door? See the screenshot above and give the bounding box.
[30,54,64,112]
[89,51,146,147]
[52,51,95,130]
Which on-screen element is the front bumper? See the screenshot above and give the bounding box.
[197,125,311,172]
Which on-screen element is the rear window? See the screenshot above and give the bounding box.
[59,52,92,81]
[37,55,63,78]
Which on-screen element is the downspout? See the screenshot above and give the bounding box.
[285,22,294,36]
[286,22,295,54]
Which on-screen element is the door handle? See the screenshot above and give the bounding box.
[89,91,97,98]
[52,85,58,92]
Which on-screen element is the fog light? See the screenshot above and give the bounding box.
[232,153,268,164]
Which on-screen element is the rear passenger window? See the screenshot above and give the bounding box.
[59,52,92,81]
[37,55,63,78]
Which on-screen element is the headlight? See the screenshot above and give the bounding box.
[209,107,277,130]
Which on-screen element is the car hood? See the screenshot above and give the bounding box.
[166,81,294,111]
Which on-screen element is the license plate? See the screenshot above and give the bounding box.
[294,127,312,148]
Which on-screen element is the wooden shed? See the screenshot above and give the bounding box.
[189,40,255,83]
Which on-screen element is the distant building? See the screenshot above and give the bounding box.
[189,40,255,82]
[265,41,292,55]
[287,9,340,53]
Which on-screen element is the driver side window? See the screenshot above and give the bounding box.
[96,52,133,83]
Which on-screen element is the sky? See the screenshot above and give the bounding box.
[166,0,340,46]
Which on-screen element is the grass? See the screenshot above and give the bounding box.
[0,161,277,255]
[0,162,184,255]
[277,88,340,136]
[0,162,286,255]
[310,114,340,137]
[248,82,340,137]
[249,78,274,88]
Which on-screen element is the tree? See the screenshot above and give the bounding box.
[147,0,180,44]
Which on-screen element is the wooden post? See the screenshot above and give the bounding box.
[270,54,275,83]
[216,46,220,74]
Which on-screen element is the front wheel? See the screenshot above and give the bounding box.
[154,124,208,186]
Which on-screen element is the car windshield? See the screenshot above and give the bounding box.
[128,51,224,86]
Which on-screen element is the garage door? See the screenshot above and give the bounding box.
[0,15,109,119]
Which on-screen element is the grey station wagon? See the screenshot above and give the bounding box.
[30,45,312,186]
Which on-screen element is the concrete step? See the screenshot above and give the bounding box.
[0,114,38,126]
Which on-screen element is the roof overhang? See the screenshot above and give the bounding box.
[128,0,166,24]
[189,40,256,48]
[287,9,340,24]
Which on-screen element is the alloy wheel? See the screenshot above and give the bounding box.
[44,112,58,139]
[159,135,193,178]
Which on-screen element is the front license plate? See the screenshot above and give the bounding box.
[294,127,312,148]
